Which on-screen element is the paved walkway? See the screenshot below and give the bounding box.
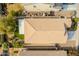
[19,49,67,56]
[76,26,79,49]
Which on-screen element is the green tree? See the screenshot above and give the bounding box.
[7,4,24,16]
[0,15,17,43]
[0,4,24,48]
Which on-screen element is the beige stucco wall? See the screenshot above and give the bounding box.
[24,17,68,46]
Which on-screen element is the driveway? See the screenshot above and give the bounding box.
[19,49,67,56]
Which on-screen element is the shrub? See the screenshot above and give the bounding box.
[72,24,77,31]
[13,41,24,48]
[67,49,79,56]
[71,17,79,31]
[14,50,18,53]
[2,42,8,51]
[73,18,79,23]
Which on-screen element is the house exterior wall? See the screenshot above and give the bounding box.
[18,19,24,34]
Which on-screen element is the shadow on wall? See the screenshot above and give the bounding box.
[78,46,79,49]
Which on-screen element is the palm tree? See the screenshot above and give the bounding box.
[0,15,16,43]
[0,4,24,52]
[0,3,24,43]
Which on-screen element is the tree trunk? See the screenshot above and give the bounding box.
[3,34,8,42]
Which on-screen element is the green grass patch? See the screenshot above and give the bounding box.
[15,32,24,40]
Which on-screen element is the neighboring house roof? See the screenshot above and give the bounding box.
[56,11,74,17]
[24,4,74,17]
[76,4,79,18]
[24,4,61,12]
[24,17,68,45]
[62,4,77,11]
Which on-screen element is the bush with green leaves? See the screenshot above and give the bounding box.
[71,17,79,31]
[13,39,24,48]
[73,18,79,23]
[0,35,4,46]
[73,24,77,31]
[2,42,9,51]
